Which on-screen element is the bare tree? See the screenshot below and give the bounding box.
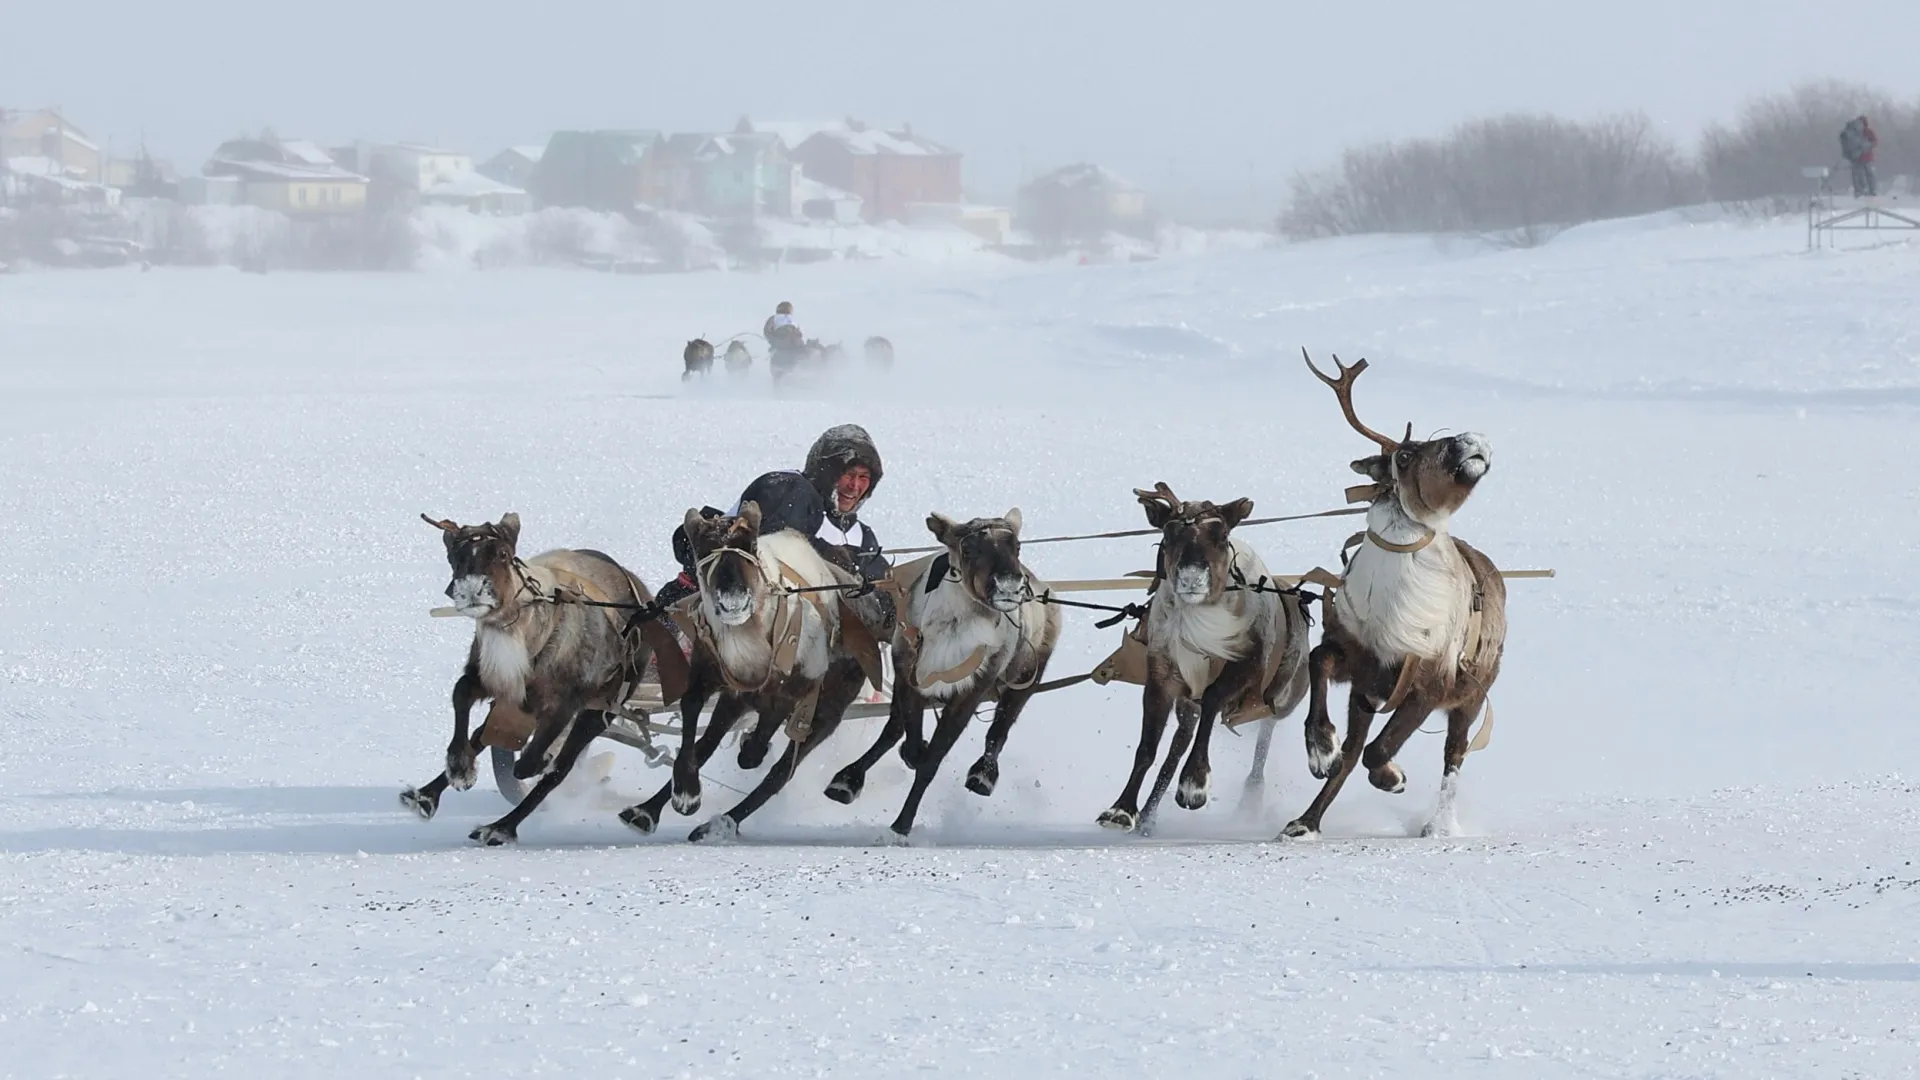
[1700,79,1919,206]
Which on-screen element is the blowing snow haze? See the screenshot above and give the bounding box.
[7,0,1920,220]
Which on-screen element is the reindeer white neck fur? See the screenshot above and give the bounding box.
[1148,538,1277,696]
[907,509,1052,699]
[694,528,839,689]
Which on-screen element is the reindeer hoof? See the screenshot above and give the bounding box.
[1307,745,1342,781]
[965,758,999,797]
[1096,807,1137,832]
[619,805,658,835]
[1368,762,1406,794]
[899,740,925,770]
[1175,774,1210,812]
[446,752,478,791]
[737,739,770,772]
[469,823,517,847]
[824,771,864,805]
[399,787,438,820]
[671,789,701,816]
[1280,819,1319,840]
[511,750,547,781]
[689,815,739,844]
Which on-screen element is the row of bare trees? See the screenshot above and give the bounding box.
[1280,80,1918,243]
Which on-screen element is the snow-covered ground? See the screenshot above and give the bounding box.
[2,209,1917,1077]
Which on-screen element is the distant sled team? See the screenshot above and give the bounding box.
[406,354,1533,847]
[681,300,895,382]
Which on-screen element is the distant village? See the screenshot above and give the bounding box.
[0,107,1161,271]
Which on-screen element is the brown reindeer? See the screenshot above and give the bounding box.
[824,509,1062,838]
[401,513,688,846]
[1283,353,1506,840]
[683,338,715,380]
[1097,484,1313,834]
[616,502,879,842]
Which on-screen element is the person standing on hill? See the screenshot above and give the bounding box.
[1840,115,1879,198]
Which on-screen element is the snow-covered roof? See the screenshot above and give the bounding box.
[3,155,75,178]
[422,169,524,198]
[808,127,951,157]
[207,157,368,182]
[279,140,337,166]
[744,120,850,150]
[1027,162,1140,192]
[510,144,545,162]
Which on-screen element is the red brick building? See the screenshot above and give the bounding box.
[736,119,960,223]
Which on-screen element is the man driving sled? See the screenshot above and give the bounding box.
[654,424,892,627]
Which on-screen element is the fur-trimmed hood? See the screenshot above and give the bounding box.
[803,424,884,507]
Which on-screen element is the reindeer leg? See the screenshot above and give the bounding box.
[670,666,716,816]
[620,692,744,835]
[736,700,784,771]
[695,665,863,842]
[1180,659,1259,811]
[965,658,1051,798]
[1421,696,1485,839]
[888,682,990,839]
[1239,715,1279,815]
[827,691,914,805]
[1099,678,1175,832]
[1139,699,1198,837]
[1361,691,1435,795]
[830,658,917,804]
[1281,689,1375,839]
[470,707,604,847]
[1303,643,1346,779]
[512,712,572,780]
[401,669,485,819]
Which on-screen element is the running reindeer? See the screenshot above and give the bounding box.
[402,513,687,846]
[723,340,753,374]
[1098,484,1312,833]
[618,502,878,842]
[683,338,715,380]
[825,508,1061,838]
[1284,352,1505,840]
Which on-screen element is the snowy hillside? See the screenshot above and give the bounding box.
[1,209,1916,1077]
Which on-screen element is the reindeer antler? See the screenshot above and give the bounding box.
[1302,348,1404,453]
[1133,481,1183,511]
[420,513,460,532]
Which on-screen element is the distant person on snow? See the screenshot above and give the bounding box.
[764,301,805,351]
[1840,115,1878,198]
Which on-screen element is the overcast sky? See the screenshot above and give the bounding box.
[7,0,1920,218]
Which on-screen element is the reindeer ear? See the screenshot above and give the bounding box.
[497,513,521,548]
[1218,498,1254,529]
[1002,508,1023,535]
[1350,456,1390,483]
[926,512,958,545]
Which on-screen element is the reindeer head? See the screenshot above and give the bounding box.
[1136,483,1254,605]
[926,509,1026,612]
[1303,350,1492,528]
[685,501,767,627]
[422,512,522,618]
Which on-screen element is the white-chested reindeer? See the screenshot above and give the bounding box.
[1283,352,1507,840]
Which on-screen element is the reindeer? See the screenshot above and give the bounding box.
[1283,352,1506,840]
[616,502,875,842]
[723,340,753,374]
[863,336,894,368]
[402,513,688,846]
[682,338,715,380]
[825,509,1061,838]
[1097,484,1313,834]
